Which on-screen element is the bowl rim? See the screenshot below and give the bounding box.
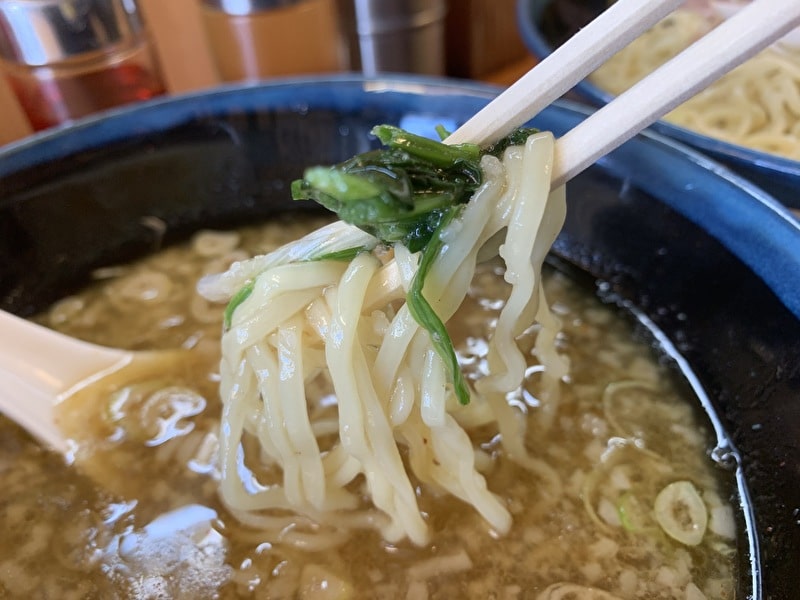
[515,0,800,178]
[0,75,505,177]
[2,74,798,319]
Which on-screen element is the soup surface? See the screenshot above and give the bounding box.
[1,215,737,599]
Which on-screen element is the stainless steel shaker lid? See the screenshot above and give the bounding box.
[199,0,302,16]
[0,0,146,66]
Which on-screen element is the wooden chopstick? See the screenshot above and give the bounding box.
[446,0,800,188]
[445,0,685,146]
[553,0,800,187]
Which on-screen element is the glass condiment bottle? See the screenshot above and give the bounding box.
[199,0,346,81]
[0,0,165,131]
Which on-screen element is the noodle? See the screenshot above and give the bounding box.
[590,7,800,160]
[199,132,568,546]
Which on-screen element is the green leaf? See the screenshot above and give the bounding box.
[309,246,369,262]
[224,280,255,330]
[302,166,383,202]
[371,124,481,168]
[406,206,471,405]
[435,124,451,140]
[292,133,481,252]
[484,126,540,158]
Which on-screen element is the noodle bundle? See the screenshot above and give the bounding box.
[198,131,568,548]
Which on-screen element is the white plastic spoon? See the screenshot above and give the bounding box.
[0,309,187,453]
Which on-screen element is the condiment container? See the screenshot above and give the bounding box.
[0,0,165,131]
[347,0,446,76]
[199,0,346,81]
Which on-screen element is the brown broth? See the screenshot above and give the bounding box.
[0,215,737,599]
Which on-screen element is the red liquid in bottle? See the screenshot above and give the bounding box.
[3,43,165,131]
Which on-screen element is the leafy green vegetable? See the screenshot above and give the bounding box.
[290,125,482,253]
[484,126,539,158]
[309,246,370,262]
[406,206,471,404]
[224,280,255,330]
[371,124,481,169]
[288,124,537,405]
[434,124,451,140]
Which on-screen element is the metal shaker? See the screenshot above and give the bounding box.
[344,0,447,76]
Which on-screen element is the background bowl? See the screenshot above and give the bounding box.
[516,0,800,209]
[1,75,799,597]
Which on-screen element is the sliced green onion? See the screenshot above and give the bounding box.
[617,492,648,533]
[654,480,708,546]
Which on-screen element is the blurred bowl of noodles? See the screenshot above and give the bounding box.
[0,75,799,598]
[517,0,800,209]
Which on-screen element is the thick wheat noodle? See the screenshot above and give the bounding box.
[201,132,569,548]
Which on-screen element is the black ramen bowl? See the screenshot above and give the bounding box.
[1,76,799,598]
[516,0,800,210]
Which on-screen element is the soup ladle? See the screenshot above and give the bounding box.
[0,0,797,454]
